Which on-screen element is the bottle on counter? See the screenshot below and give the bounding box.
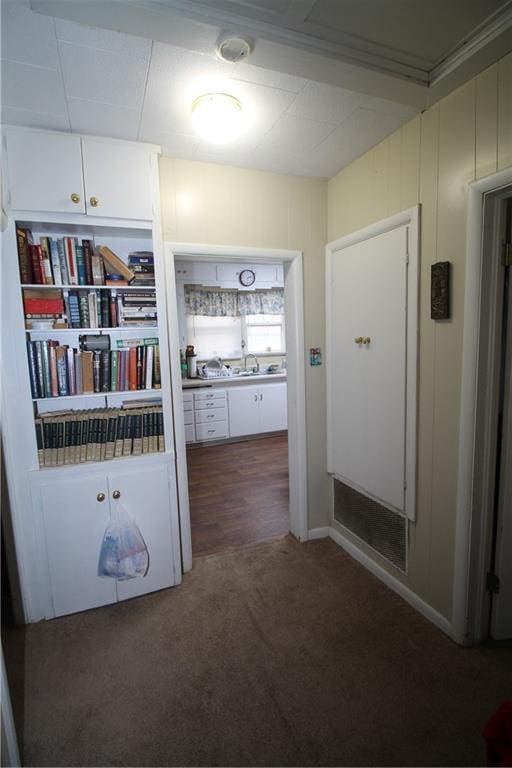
[186,345,197,378]
[180,349,188,379]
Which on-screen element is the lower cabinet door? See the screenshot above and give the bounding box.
[228,386,260,437]
[40,473,116,617]
[108,464,178,602]
[258,382,287,432]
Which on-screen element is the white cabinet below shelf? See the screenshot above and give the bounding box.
[228,381,287,437]
[37,462,179,617]
[258,382,288,432]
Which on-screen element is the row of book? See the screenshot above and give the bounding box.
[24,288,157,329]
[17,227,155,287]
[35,404,165,467]
[27,339,161,399]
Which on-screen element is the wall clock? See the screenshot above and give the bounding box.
[239,269,256,287]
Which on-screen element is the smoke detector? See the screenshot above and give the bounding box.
[216,34,252,63]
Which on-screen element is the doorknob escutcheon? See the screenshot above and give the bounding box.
[70,192,80,204]
[89,196,99,207]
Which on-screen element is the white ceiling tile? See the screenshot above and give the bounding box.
[67,97,140,140]
[1,105,70,131]
[361,95,419,120]
[224,79,298,134]
[54,18,152,61]
[258,114,335,155]
[1,59,67,114]
[1,2,60,69]
[232,62,307,93]
[311,108,405,174]
[139,129,199,158]
[286,80,366,124]
[58,41,149,110]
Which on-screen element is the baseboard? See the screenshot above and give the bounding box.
[308,527,330,540]
[328,525,462,643]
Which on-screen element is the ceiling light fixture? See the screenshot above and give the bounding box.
[191,93,243,145]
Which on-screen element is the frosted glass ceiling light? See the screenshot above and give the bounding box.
[191,93,243,145]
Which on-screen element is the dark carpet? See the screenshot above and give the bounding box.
[5,536,512,766]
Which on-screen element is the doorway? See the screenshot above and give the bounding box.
[164,244,307,569]
[454,173,512,644]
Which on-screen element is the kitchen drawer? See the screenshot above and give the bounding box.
[194,389,226,402]
[194,398,227,410]
[195,407,226,424]
[183,400,193,412]
[185,424,195,442]
[196,421,228,441]
[184,410,194,425]
[182,391,193,404]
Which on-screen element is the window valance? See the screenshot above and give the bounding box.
[184,286,284,317]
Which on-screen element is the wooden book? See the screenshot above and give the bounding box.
[98,246,135,282]
[81,351,94,394]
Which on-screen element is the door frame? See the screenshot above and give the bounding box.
[453,167,512,645]
[325,206,420,523]
[164,242,307,572]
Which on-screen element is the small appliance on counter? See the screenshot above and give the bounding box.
[186,344,198,378]
[199,357,232,379]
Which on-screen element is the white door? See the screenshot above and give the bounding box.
[491,271,512,639]
[111,464,178,601]
[228,386,260,437]
[40,473,116,617]
[81,138,153,220]
[5,130,85,214]
[330,226,408,512]
[259,382,287,432]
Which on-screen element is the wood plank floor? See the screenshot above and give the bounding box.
[187,435,289,556]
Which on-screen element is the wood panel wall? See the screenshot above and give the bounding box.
[327,51,512,620]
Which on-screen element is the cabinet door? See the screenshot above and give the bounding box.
[109,464,178,601]
[81,138,153,220]
[228,386,260,437]
[258,382,287,432]
[40,473,116,617]
[5,130,85,214]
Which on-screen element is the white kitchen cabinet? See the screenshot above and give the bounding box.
[228,385,260,437]
[81,138,152,220]
[4,128,153,220]
[4,130,86,214]
[175,262,217,282]
[258,382,287,432]
[40,472,117,617]
[38,462,179,617]
[216,264,278,286]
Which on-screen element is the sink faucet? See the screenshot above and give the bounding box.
[243,353,259,373]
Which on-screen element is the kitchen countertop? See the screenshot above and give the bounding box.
[182,372,287,389]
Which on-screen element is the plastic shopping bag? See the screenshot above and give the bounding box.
[98,500,149,580]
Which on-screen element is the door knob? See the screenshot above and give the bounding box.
[112,490,121,499]
[89,196,99,207]
[363,337,371,345]
[70,192,80,204]
[97,492,105,502]
[354,337,363,344]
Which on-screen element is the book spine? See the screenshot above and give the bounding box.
[82,240,93,285]
[34,417,44,467]
[48,341,59,397]
[123,414,133,456]
[30,245,44,285]
[26,341,40,398]
[110,350,118,392]
[41,341,52,397]
[115,411,125,457]
[57,239,70,285]
[75,243,86,286]
[34,341,45,398]
[93,351,101,393]
[17,228,34,284]
[145,345,154,389]
[49,239,62,286]
[88,291,98,329]
[105,413,117,460]
[100,349,110,393]
[56,347,68,396]
[129,347,137,391]
[81,414,89,462]
[109,290,118,327]
[39,237,54,285]
[136,345,143,390]
[153,344,161,389]
[142,410,149,453]
[82,351,94,393]
[157,410,164,452]
[75,352,83,395]
[132,411,143,455]
[100,291,110,328]
[65,237,77,285]
[78,291,90,328]
[67,347,76,396]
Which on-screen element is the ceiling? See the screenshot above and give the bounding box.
[1,0,511,179]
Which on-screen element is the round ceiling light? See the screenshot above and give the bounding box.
[191,93,243,145]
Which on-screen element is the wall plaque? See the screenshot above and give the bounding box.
[431,261,450,320]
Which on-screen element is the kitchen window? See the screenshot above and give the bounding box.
[186,315,242,359]
[243,314,285,354]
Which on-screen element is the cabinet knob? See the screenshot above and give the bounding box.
[112,490,121,499]
[363,337,371,345]
[89,196,99,207]
[70,192,81,204]
[354,337,363,344]
[97,492,105,502]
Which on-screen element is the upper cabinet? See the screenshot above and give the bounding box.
[5,130,86,214]
[3,128,155,221]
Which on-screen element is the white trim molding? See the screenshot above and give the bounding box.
[325,206,420,522]
[453,167,512,645]
[308,527,330,540]
[164,242,309,571]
